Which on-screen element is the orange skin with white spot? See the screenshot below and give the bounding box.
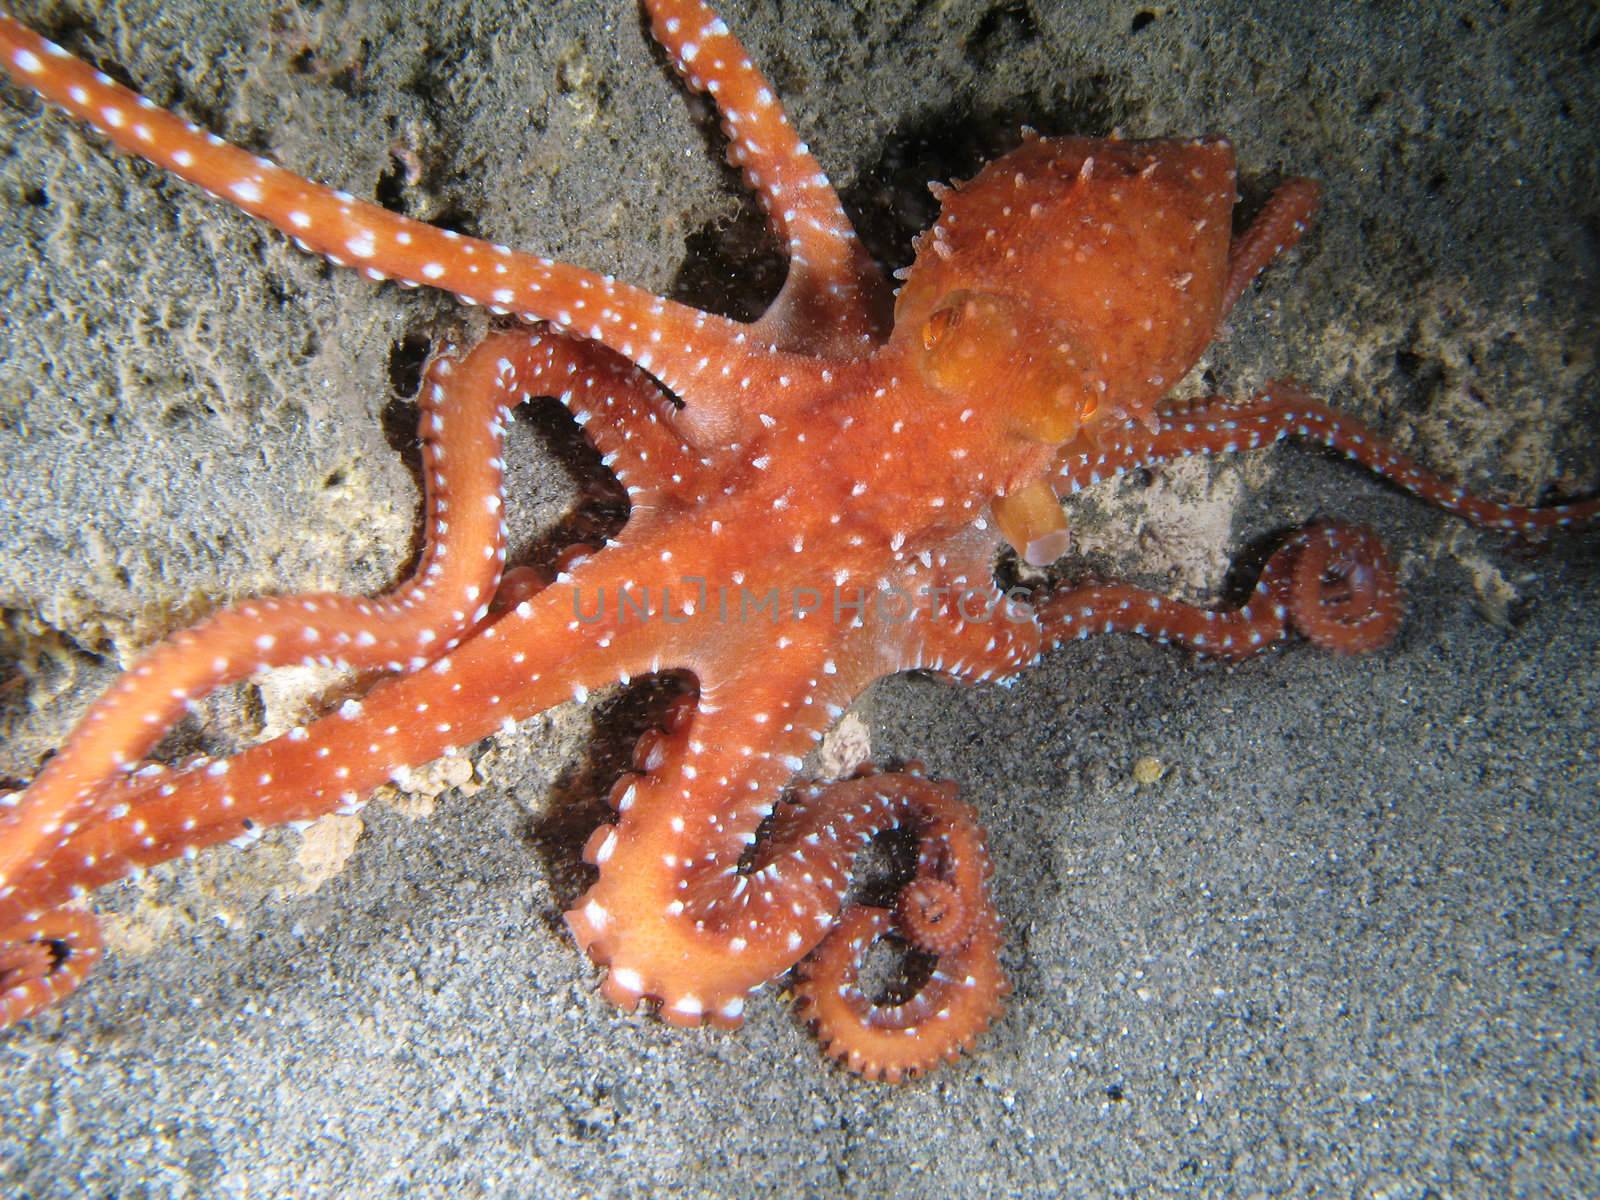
[0,0,1594,1077]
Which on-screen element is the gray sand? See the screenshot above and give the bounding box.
[1,1,1596,1196]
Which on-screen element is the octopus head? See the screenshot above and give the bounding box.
[907,287,1103,447]
[894,134,1233,443]
[890,134,1237,564]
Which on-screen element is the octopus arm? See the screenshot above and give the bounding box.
[1229,382,1600,530]
[1221,177,1322,317]
[645,0,891,353]
[566,633,897,1028]
[0,15,803,431]
[528,330,713,513]
[0,564,685,936]
[0,365,718,1027]
[0,908,102,1027]
[1039,521,1402,659]
[1059,384,1598,534]
[887,529,1045,685]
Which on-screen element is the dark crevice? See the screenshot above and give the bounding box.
[967,2,1041,70]
[1392,341,1446,415]
[425,205,482,240]
[375,154,413,216]
[386,332,432,401]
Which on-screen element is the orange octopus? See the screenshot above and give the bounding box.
[0,0,1593,1082]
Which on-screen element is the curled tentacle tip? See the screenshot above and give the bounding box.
[793,844,1006,1084]
[897,876,971,954]
[1286,522,1402,655]
[0,909,104,1027]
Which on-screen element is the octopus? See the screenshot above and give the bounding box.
[0,0,1593,1082]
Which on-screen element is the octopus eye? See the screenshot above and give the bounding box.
[921,304,961,350]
